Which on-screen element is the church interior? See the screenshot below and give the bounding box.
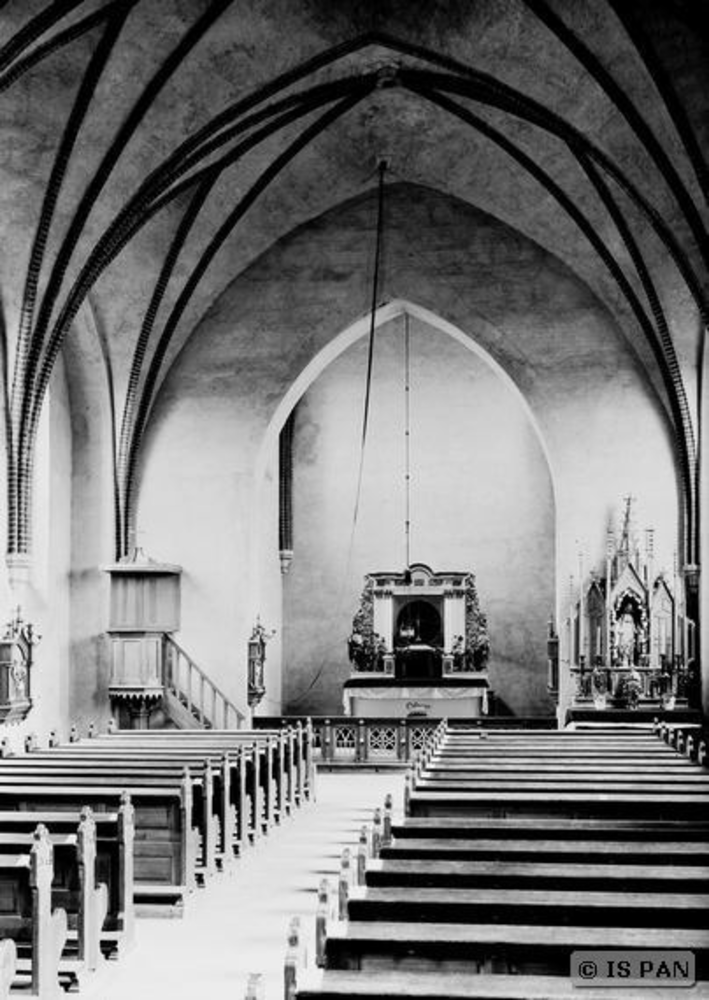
[0,0,708,997]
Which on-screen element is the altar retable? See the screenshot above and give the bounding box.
[344,563,491,718]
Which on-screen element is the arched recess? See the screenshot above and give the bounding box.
[255,300,556,481]
[253,300,558,717]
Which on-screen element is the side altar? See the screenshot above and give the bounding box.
[563,498,697,718]
[343,563,491,718]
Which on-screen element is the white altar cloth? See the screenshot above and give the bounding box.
[343,681,489,718]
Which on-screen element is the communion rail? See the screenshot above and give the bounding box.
[253,715,555,764]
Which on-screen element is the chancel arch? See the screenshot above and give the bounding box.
[254,295,559,718]
[131,182,683,725]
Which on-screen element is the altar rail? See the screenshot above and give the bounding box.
[253,716,556,764]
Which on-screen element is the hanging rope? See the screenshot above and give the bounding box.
[352,158,387,528]
[404,310,411,568]
[287,161,387,706]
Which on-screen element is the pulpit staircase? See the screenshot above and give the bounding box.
[162,635,245,729]
[108,632,246,730]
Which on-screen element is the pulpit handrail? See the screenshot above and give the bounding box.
[163,634,245,729]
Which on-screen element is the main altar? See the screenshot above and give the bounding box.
[343,563,491,718]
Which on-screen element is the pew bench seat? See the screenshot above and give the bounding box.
[433,748,679,760]
[414,776,709,791]
[424,761,702,773]
[323,921,709,976]
[381,837,709,864]
[365,857,709,893]
[295,969,709,999]
[345,886,709,928]
[390,816,709,838]
[407,789,709,820]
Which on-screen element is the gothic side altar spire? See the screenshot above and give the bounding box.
[564,498,697,719]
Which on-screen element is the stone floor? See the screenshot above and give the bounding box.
[88,769,404,1000]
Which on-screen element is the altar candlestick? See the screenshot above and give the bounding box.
[645,528,654,664]
[578,551,585,663]
[568,575,575,665]
[673,551,679,662]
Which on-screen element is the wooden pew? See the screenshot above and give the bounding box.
[298,880,709,996]
[0,742,240,875]
[0,776,196,915]
[15,746,249,867]
[16,724,311,862]
[297,726,709,997]
[95,732,281,824]
[320,920,709,976]
[365,857,709,893]
[10,725,310,878]
[76,730,292,835]
[294,966,709,999]
[656,722,709,765]
[344,884,709,928]
[95,724,316,807]
[0,809,108,986]
[0,940,16,1000]
[0,826,68,998]
[47,736,280,851]
[0,799,134,958]
[406,731,709,820]
[0,724,313,921]
[406,786,709,820]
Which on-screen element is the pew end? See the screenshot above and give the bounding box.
[284,916,302,1000]
[244,971,265,999]
[0,939,16,1000]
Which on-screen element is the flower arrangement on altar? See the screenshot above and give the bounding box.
[615,667,643,709]
[348,580,381,670]
[464,574,490,669]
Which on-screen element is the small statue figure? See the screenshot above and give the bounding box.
[374,633,387,671]
[9,647,27,700]
[617,611,636,666]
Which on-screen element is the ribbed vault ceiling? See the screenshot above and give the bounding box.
[0,0,706,559]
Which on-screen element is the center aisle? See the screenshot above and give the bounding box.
[88,770,403,1000]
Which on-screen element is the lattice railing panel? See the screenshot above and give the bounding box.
[367,725,397,756]
[334,725,356,755]
[410,726,430,751]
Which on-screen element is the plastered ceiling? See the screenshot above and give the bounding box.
[0,0,706,559]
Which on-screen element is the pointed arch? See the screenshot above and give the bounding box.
[254,298,557,501]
